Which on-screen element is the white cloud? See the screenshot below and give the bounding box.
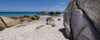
[60,2,66,5]
[50,6,66,11]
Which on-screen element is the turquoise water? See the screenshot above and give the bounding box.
[0,12,64,17]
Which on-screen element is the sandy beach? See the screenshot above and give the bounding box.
[0,16,69,40]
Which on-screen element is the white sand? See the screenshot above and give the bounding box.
[0,16,69,40]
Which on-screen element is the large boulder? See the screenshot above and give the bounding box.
[31,15,40,20]
[49,11,56,16]
[39,11,48,15]
[0,18,6,31]
[64,0,100,40]
[0,16,21,28]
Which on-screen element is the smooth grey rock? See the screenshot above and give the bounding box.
[64,1,74,38]
[64,0,100,40]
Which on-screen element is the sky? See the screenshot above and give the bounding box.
[0,0,71,12]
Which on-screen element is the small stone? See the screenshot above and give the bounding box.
[36,25,44,29]
[58,19,61,21]
[31,15,40,20]
[46,23,48,25]
[52,23,56,27]
[46,17,54,22]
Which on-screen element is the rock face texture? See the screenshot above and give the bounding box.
[0,18,6,31]
[64,0,100,40]
[0,16,21,28]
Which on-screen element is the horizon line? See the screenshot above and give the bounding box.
[0,11,64,12]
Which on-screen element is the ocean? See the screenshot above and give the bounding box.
[0,12,64,18]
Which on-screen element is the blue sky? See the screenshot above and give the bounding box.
[0,0,70,12]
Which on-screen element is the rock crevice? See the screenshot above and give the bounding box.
[64,0,100,40]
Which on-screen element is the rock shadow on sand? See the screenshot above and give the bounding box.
[59,28,69,39]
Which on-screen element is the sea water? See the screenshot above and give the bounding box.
[0,12,64,18]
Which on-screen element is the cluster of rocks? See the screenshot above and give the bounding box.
[0,15,40,31]
[49,11,61,16]
[35,17,56,30]
[38,11,61,16]
[11,15,40,22]
[36,17,61,29]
